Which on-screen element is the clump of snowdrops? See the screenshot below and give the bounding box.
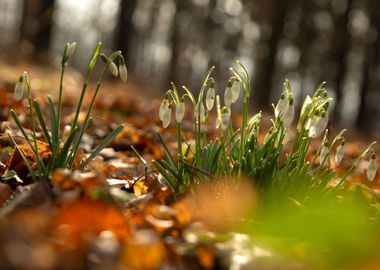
[2,42,127,182]
[154,61,377,197]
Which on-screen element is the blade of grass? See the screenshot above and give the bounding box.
[33,100,53,148]
[80,124,124,169]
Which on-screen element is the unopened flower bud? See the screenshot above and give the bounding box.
[159,99,169,121]
[320,142,329,165]
[162,106,172,128]
[275,93,287,118]
[109,61,118,77]
[221,109,230,131]
[67,42,77,58]
[176,102,185,123]
[231,79,241,103]
[14,76,24,101]
[119,56,128,82]
[367,153,377,181]
[282,96,294,129]
[206,82,215,111]
[195,101,205,122]
[224,80,233,107]
[335,141,345,165]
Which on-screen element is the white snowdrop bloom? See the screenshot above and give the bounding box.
[159,99,169,121]
[162,107,172,128]
[300,95,312,117]
[195,102,205,121]
[367,154,377,181]
[119,63,128,82]
[308,111,328,138]
[14,76,24,101]
[206,86,215,111]
[335,142,345,166]
[231,80,241,103]
[307,111,324,138]
[66,42,77,58]
[224,81,233,108]
[221,110,230,131]
[316,111,328,133]
[282,97,294,129]
[320,144,329,165]
[109,61,118,77]
[176,102,185,123]
[275,93,287,118]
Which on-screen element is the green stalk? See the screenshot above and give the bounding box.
[57,59,66,139]
[69,51,122,167]
[177,123,182,160]
[238,94,249,176]
[70,42,102,133]
[335,142,376,188]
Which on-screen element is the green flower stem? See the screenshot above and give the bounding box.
[238,94,249,176]
[57,59,66,140]
[69,51,122,168]
[335,142,376,188]
[24,73,45,171]
[177,122,182,164]
[70,42,102,135]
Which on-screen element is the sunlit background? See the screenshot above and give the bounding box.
[1,0,380,131]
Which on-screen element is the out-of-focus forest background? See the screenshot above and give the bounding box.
[1,0,380,131]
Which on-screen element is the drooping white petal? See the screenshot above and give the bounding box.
[320,146,329,165]
[109,61,119,77]
[159,100,169,121]
[275,93,288,118]
[176,102,185,123]
[67,42,77,58]
[300,95,312,117]
[119,64,128,82]
[162,107,172,128]
[195,102,205,121]
[231,80,241,103]
[335,143,344,165]
[282,101,294,129]
[14,81,23,101]
[224,86,233,108]
[206,87,215,111]
[367,156,377,181]
[221,111,230,131]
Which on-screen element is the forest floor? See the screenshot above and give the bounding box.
[1,61,380,270]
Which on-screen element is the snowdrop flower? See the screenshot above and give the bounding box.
[307,110,327,138]
[224,80,233,108]
[14,75,24,101]
[162,106,172,128]
[231,79,241,103]
[367,153,377,181]
[159,99,169,121]
[119,56,128,82]
[195,101,205,122]
[176,101,185,123]
[206,81,215,111]
[300,95,312,117]
[109,61,118,77]
[275,93,287,118]
[282,96,294,129]
[320,142,329,165]
[221,109,230,131]
[66,42,77,58]
[335,141,345,166]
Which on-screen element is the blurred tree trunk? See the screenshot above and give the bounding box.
[333,0,353,118]
[19,0,55,59]
[115,0,137,58]
[356,1,380,129]
[253,0,289,110]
